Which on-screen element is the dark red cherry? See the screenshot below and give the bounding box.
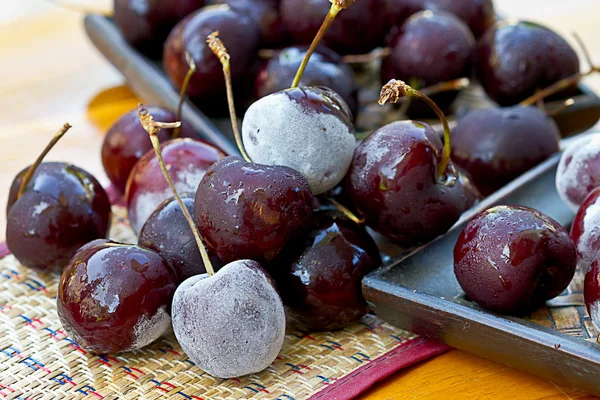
[556,134,600,212]
[138,194,223,282]
[454,205,577,314]
[254,46,358,117]
[114,0,205,56]
[125,138,226,234]
[422,0,495,38]
[163,5,260,114]
[382,11,475,118]
[270,210,381,330]
[570,187,600,270]
[451,106,561,196]
[57,240,178,354]
[347,121,471,246]
[212,0,291,48]
[194,156,314,264]
[280,0,389,55]
[475,20,580,106]
[584,258,600,332]
[6,162,111,271]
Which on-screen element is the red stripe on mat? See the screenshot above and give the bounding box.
[310,337,450,400]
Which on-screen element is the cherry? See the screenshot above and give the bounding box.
[163,5,260,115]
[280,0,389,55]
[475,21,580,106]
[254,45,358,117]
[451,106,561,196]
[138,194,223,282]
[584,258,600,333]
[556,133,600,212]
[270,210,381,330]
[570,187,600,270]
[57,239,178,354]
[422,0,495,38]
[383,0,423,33]
[125,137,226,234]
[6,125,111,271]
[454,205,577,314]
[113,0,205,56]
[382,11,475,118]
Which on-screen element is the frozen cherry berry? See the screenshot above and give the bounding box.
[125,138,226,234]
[454,205,577,314]
[271,211,381,330]
[172,260,285,377]
[57,240,178,354]
[194,156,314,263]
[556,133,600,212]
[452,106,561,196]
[570,187,600,270]
[585,258,600,333]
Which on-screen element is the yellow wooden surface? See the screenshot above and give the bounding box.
[1,1,600,399]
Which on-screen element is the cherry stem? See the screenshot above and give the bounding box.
[17,123,72,199]
[379,79,453,184]
[342,47,391,64]
[207,31,251,162]
[138,104,215,277]
[325,196,364,224]
[546,98,575,117]
[173,52,196,139]
[290,0,355,88]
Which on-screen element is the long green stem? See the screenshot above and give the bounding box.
[17,123,72,199]
[138,104,215,276]
[173,52,196,139]
[290,0,355,88]
[325,196,364,224]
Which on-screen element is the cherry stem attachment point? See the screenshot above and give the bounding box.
[325,196,364,224]
[379,79,453,185]
[207,31,251,163]
[138,104,215,276]
[173,52,196,139]
[290,0,355,88]
[17,123,72,199]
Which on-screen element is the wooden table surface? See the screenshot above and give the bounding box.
[1,1,600,399]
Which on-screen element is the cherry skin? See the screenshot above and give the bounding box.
[194,156,314,264]
[584,258,600,331]
[138,194,223,282]
[113,0,205,56]
[556,133,600,212]
[6,162,111,271]
[422,0,495,38]
[172,259,285,378]
[382,11,475,118]
[475,20,580,106]
[451,106,561,196]
[454,205,577,314]
[57,239,178,354]
[570,187,600,270]
[270,210,381,330]
[254,46,358,117]
[242,86,355,195]
[347,121,471,246]
[280,0,390,55]
[163,5,260,115]
[125,138,226,234]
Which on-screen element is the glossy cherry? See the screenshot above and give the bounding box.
[163,5,260,114]
[254,46,358,117]
[113,0,204,56]
[570,187,600,270]
[475,20,580,106]
[556,133,600,212]
[138,194,223,282]
[7,162,111,271]
[452,106,561,196]
[584,258,600,332]
[57,240,178,354]
[270,210,381,330]
[454,205,577,314]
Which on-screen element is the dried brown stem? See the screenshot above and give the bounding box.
[342,48,391,64]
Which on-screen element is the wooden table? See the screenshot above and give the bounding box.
[1,1,599,399]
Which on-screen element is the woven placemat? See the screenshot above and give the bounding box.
[0,205,449,400]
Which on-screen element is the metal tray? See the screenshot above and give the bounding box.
[84,14,600,395]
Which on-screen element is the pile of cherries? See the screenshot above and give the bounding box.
[6,0,600,379]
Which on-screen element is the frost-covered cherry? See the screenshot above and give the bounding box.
[242,86,355,195]
[556,133,600,212]
[571,187,600,270]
